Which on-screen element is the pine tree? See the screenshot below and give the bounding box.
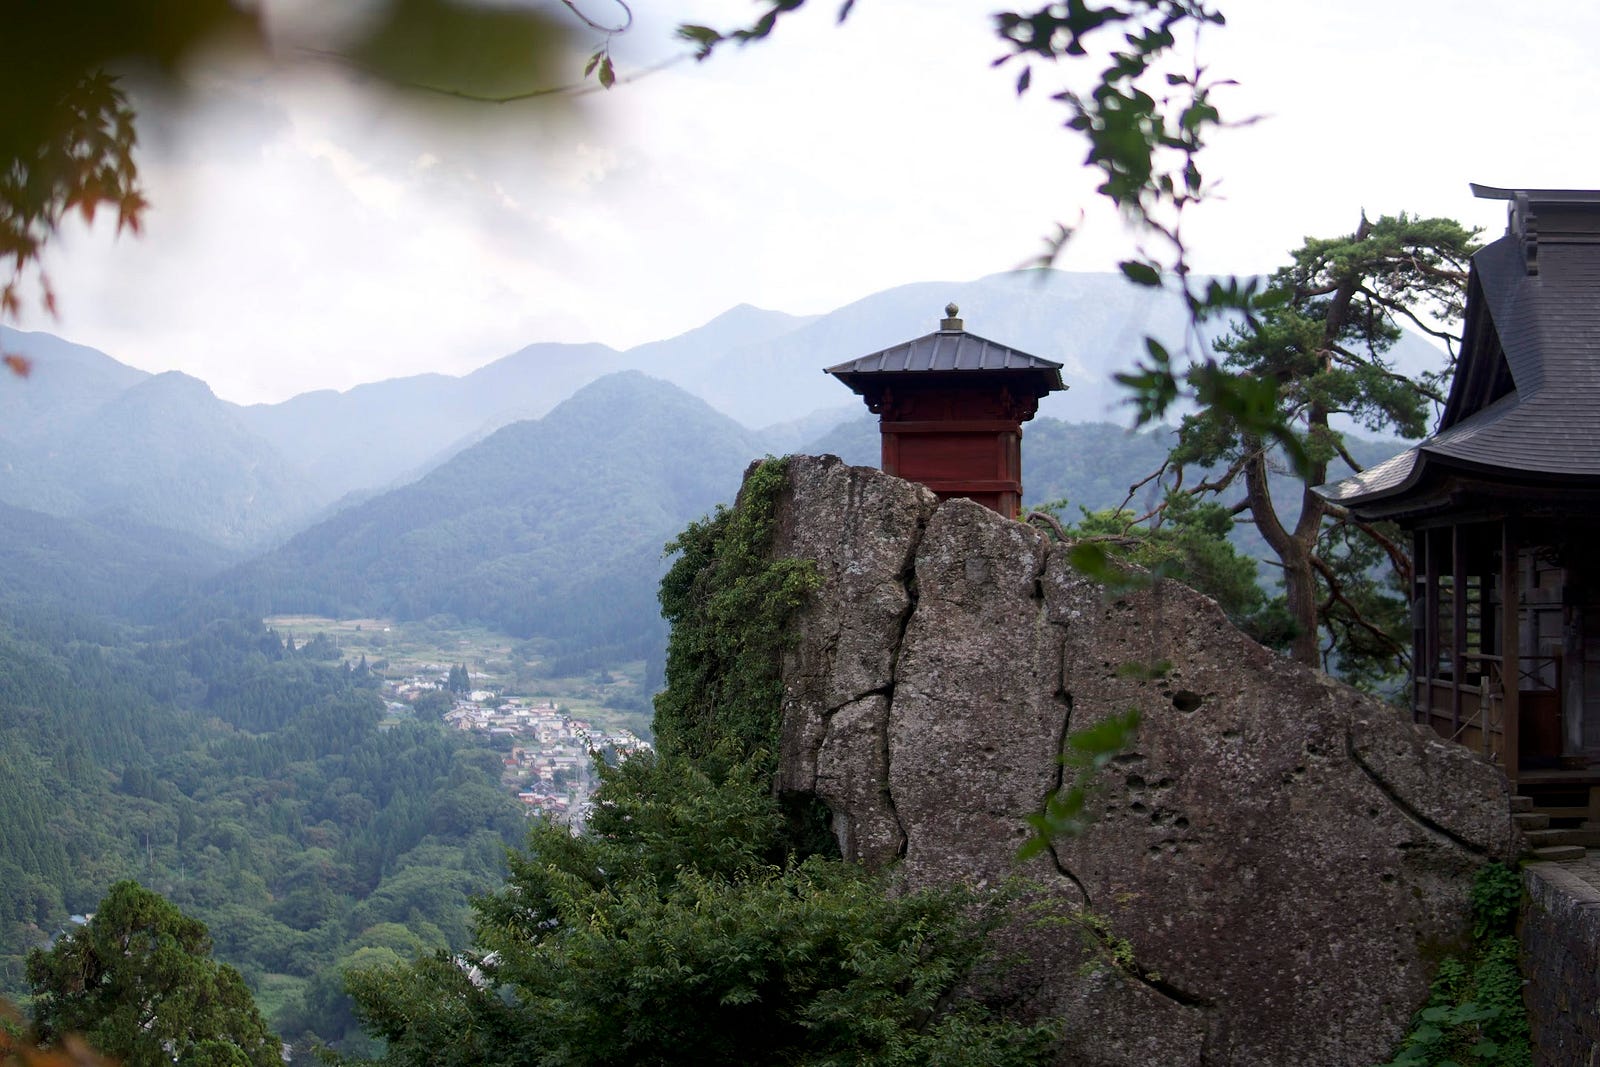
[27,881,282,1066]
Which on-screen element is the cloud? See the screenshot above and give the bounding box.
[14,0,1600,404]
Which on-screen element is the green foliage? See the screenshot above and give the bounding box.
[654,456,821,765]
[0,605,524,1052]
[1470,863,1521,941]
[1378,864,1530,1067]
[1020,710,1141,859]
[348,753,1057,1067]
[1053,496,1291,644]
[1165,215,1479,675]
[26,882,281,1067]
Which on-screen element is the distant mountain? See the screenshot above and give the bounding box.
[0,500,238,616]
[618,303,819,392]
[235,341,624,502]
[0,272,1440,618]
[661,271,1189,428]
[0,327,150,447]
[233,303,817,502]
[1,370,318,550]
[200,372,763,659]
[630,270,1447,431]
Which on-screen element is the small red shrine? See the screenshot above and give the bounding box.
[826,305,1065,517]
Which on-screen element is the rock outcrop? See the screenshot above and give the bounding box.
[770,454,1518,1067]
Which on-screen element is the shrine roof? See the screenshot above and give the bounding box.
[1318,186,1600,515]
[826,305,1065,393]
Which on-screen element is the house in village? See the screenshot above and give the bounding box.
[1321,185,1600,823]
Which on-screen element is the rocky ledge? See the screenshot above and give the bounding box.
[767,454,1517,1067]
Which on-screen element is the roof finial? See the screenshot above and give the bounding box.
[940,303,963,331]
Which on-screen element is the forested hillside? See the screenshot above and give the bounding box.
[0,604,525,1054]
[0,501,238,616]
[190,372,762,667]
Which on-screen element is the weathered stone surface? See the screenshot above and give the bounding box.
[771,454,1518,1067]
[772,454,936,805]
[1522,859,1600,1067]
[813,694,902,867]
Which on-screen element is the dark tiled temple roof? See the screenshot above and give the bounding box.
[1319,188,1600,510]
[825,306,1065,397]
[826,330,1064,378]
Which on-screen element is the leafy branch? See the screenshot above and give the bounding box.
[1019,709,1141,859]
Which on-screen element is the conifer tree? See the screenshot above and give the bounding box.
[26,881,281,1067]
[1165,214,1478,677]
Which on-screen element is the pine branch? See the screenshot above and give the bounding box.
[1310,552,1410,664]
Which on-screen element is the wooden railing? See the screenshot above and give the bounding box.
[1417,652,1560,761]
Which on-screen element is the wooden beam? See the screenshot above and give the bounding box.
[1425,527,1441,712]
[1452,523,1466,738]
[1501,520,1520,785]
[1411,530,1424,723]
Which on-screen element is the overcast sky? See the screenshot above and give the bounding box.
[9,0,1600,405]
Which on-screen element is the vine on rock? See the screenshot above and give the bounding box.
[654,456,820,767]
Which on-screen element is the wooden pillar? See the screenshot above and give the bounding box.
[1563,603,1585,759]
[1478,536,1495,758]
[1451,523,1466,738]
[1424,527,1441,726]
[1410,530,1425,723]
[1501,520,1520,784]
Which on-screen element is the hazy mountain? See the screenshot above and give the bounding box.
[0,500,238,615]
[657,269,1446,430]
[618,303,819,388]
[235,341,624,502]
[665,271,1185,428]
[0,330,325,552]
[0,327,150,447]
[10,371,317,550]
[201,372,763,658]
[232,304,816,502]
[0,269,1438,597]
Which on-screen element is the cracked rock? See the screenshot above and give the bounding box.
[767,455,1518,1067]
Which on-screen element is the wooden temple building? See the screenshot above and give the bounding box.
[826,305,1065,518]
[1320,186,1600,816]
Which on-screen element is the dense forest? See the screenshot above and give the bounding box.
[0,601,525,1054]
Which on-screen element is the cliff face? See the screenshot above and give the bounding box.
[768,454,1518,1067]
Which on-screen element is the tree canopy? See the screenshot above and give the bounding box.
[347,753,1057,1067]
[1164,213,1479,678]
[26,881,281,1067]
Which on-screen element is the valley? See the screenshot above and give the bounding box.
[0,268,1429,1057]
[265,614,655,825]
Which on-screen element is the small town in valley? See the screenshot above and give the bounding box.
[388,668,653,827]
